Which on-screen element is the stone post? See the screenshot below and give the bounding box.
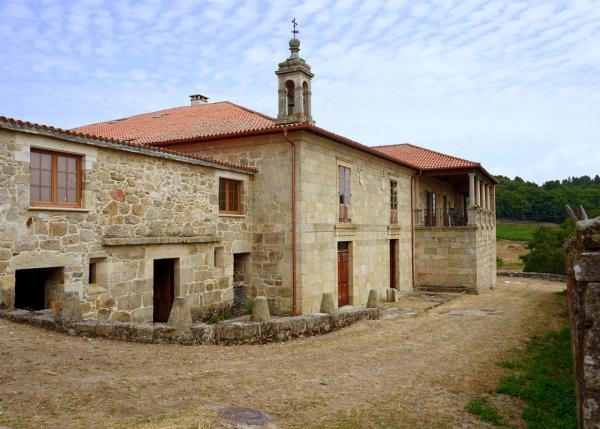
[566,217,600,428]
[320,292,336,314]
[251,296,271,322]
[55,291,82,324]
[168,297,193,338]
[366,289,378,308]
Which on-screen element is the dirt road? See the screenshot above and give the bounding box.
[0,276,567,429]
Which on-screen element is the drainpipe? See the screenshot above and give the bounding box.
[282,128,297,316]
[411,171,422,291]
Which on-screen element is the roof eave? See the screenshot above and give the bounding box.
[149,123,419,172]
[0,117,257,174]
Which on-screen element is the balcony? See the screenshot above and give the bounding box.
[414,207,495,227]
[414,208,467,227]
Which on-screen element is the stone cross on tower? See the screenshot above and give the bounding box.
[275,19,315,125]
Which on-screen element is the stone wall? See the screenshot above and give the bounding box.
[566,217,600,428]
[0,306,380,345]
[0,127,252,322]
[172,130,416,314]
[295,132,414,313]
[170,134,293,315]
[414,216,496,292]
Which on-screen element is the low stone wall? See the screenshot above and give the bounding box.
[497,271,567,282]
[0,307,379,346]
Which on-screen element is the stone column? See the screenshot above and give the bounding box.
[295,85,303,117]
[468,173,475,208]
[474,178,481,207]
[485,184,491,211]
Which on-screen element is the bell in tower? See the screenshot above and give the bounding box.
[275,19,315,125]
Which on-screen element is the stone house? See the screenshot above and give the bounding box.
[0,36,497,321]
[70,37,498,316]
[0,117,255,322]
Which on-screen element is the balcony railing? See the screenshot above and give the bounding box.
[414,208,467,227]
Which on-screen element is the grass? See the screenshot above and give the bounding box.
[465,397,505,426]
[496,223,541,241]
[496,327,575,428]
[466,296,576,428]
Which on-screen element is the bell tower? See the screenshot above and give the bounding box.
[275,19,314,125]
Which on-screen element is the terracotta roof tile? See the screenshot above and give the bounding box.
[71,102,277,144]
[0,116,257,173]
[373,143,479,170]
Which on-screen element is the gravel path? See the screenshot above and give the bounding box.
[0,276,566,429]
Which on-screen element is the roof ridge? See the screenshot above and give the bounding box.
[219,100,276,122]
[70,104,201,129]
[375,142,480,166]
[0,115,257,173]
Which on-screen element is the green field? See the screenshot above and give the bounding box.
[496,223,553,241]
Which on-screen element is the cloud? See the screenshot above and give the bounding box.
[0,0,599,183]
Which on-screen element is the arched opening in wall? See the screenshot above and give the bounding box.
[285,80,295,115]
[15,267,64,311]
[302,81,310,117]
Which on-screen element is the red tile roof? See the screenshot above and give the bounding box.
[0,116,257,173]
[374,143,497,183]
[71,102,276,144]
[69,101,495,182]
[373,143,479,170]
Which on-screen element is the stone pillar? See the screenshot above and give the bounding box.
[485,184,491,211]
[468,173,475,208]
[251,296,271,322]
[168,297,192,337]
[474,178,481,207]
[320,292,336,314]
[56,292,82,323]
[295,85,303,117]
[566,217,600,428]
[491,185,496,223]
[366,290,378,308]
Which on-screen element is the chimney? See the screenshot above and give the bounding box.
[190,94,209,106]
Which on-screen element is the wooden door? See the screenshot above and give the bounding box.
[337,243,349,307]
[390,240,397,289]
[153,259,175,323]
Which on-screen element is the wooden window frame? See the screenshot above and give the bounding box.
[390,179,398,224]
[338,165,351,222]
[30,148,82,208]
[219,178,242,215]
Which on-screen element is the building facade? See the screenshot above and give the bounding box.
[0,36,497,321]
[0,118,255,322]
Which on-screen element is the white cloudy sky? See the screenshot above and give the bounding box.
[1,0,599,184]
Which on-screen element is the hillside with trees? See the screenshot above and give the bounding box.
[495,175,600,223]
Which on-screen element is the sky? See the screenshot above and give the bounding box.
[1,0,599,184]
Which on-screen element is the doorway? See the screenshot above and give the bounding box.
[15,267,64,310]
[337,242,350,307]
[390,239,398,289]
[153,258,176,323]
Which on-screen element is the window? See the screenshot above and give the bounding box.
[88,263,97,284]
[30,149,82,208]
[219,178,241,214]
[390,179,398,224]
[426,191,436,226]
[338,166,351,222]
